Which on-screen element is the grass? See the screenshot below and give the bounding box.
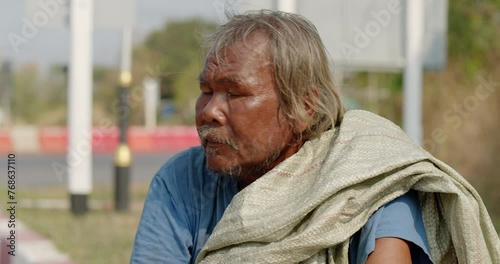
[2,183,150,264]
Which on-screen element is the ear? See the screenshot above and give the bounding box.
[293,120,308,134]
[293,86,318,134]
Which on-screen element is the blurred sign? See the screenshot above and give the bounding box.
[238,0,448,71]
[24,0,136,29]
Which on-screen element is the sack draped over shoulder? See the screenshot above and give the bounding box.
[196,110,500,264]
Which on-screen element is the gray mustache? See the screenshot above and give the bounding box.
[197,126,239,151]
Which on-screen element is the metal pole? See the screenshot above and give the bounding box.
[403,0,424,145]
[114,28,133,212]
[68,0,93,215]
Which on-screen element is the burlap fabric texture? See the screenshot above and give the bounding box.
[196,110,500,264]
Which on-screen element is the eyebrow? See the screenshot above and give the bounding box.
[198,75,243,85]
[197,75,207,84]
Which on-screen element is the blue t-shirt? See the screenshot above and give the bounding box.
[348,189,433,263]
[131,147,433,263]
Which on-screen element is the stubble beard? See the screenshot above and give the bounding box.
[198,125,286,180]
[208,145,284,181]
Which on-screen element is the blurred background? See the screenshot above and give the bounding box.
[0,0,498,263]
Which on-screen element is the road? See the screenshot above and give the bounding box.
[1,153,175,188]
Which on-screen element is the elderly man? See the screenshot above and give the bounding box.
[131,10,499,264]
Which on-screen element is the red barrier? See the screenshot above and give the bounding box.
[0,131,11,154]
[1,126,201,155]
[152,127,200,153]
[92,128,119,154]
[129,127,155,153]
[39,127,67,154]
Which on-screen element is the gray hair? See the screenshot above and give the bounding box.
[203,10,345,141]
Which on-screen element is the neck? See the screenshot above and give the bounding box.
[237,178,255,190]
[237,140,305,191]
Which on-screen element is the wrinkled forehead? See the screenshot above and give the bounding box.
[204,31,272,70]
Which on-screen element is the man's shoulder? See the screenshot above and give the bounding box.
[158,146,205,172]
[155,146,207,185]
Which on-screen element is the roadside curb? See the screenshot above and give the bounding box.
[0,213,74,264]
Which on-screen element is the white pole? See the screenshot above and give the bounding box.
[277,0,297,13]
[403,0,424,145]
[143,77,159,129]
[121,28,132,76]
[68,0,93,214]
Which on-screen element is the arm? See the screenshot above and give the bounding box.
[349,190,433,264]
[130,174,193,263]
[365,237,412,264]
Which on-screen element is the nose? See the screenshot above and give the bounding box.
[197,92,227,126]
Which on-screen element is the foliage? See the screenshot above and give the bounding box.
[447,0,500,77]
[92,67,121,126]
[11,65,67,125]
[171,59,204,124]
[144,19,215,94]
[131,19,217,125]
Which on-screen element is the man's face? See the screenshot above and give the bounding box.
[195,33,298,178]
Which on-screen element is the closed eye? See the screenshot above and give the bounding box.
[201,90,213,95]
[226,92,243,98]
[199,83,212,95]
[198,76,212,94]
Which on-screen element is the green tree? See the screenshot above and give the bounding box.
[172,59,205,124]
[144,19,215,97]
[448,0,500,76]
[131,18,217,124]
[11,66,41,124]
[10,65,66,125]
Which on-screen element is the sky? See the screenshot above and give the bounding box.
[0,0,222,71]
[0,0,448,73]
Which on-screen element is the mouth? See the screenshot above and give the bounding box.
[205,139,224,147]
[202,138,227,157]
[197,125,239,151]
